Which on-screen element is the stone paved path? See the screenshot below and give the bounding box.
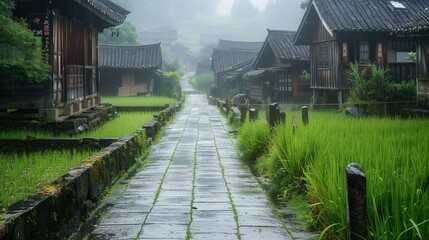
[87,93,315,239]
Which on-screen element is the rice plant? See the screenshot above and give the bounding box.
[77,112,154,138]
[0,150,96,209]
[101,96,178,107]
[288,112,429,239]
[0,112,154,139]
[236,119,270,164]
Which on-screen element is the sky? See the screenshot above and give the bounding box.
[217,0,270,15]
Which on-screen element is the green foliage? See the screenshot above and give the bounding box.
[193,74,214,92]
[101,96,177,107]
[78,112,154,138]
[158,71,182,99]
[0,150,96,208]
[237,109,429,239]
[299,70,311,82]
[0,0,50,87]
[98,21,139,46]
[386,81,417,103]
[269,123,318,196]
[347,63,417,115]
[347,63,390,115]
[237,120,270,164]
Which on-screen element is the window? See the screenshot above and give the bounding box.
[318,43,329,68]
[396,52,414,63]
[278,73,292,92]
[359,41,370,63]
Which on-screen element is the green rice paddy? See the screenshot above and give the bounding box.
[101,96,178,107]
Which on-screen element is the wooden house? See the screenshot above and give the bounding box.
[294,0,429,106]
[396,12,429,107]
[210,40,263,99]
[195,58,212,76]
[98,43,162,96]
[2,0,129,120]
[211,48,259,99]
[249,30,310,104]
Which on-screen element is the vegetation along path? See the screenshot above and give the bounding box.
[85,94,312,239]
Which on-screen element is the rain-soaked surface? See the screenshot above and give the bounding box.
[84,75,317,239]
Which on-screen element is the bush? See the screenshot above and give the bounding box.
[346,63,390,115]
[237,120,270,164]
[193,74,214,91]
[158,71,182,99]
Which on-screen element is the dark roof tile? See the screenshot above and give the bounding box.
[266,30,309,61]
[218,39,264,52]
[211,49,259,74]
[99,44,162,69]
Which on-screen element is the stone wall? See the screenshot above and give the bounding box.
[0,104,180,240]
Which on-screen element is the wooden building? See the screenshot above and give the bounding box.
[2,0,129,120]
[294,0,428,106]
[211,48,259,99]
[248,30,310,104]
[396,12,429,107]
[98,44,162,96]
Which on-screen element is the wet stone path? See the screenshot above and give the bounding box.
[88,94,305,239]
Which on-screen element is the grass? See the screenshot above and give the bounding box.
[192,74,214,92]
[76,112,154,138]
[101,96,178,107]
[0,112,155,139]
[236,119,270,164]
[0,150,96,209]
[237,110,429,239]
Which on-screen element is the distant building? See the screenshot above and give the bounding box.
[0,0,129,120]
[294,0,429,106]
[99,44,162,96]
[247,30,310,104]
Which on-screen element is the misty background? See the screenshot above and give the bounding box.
[112,0,305,53]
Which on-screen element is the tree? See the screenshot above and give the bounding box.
[231,0,260,19]
[264,0,305,30]
[98,21,140,45]
[157,71,182,99]
[300,0,310,10]
[0,0,49,88]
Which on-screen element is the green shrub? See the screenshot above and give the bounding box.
[158,71,182,99]
[237,120,270,164]
[347,63,390,115]
[193,74,214,91]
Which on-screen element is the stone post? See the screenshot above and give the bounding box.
[239,106,247,123]
[301,106,309,125]
[268,102,279,128]
[346,163,368,240]
[249,108,258,121]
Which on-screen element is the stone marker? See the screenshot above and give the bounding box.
[346,163,368,240]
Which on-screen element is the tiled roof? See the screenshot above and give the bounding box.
[99,44,162,69]
[218,40,264,52]
[295,0,429,43]
[211,48,259,74]
[84,0,129,24]
[266,30,309,61]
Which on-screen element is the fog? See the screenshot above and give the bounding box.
[114,0,305,52]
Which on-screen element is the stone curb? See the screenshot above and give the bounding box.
[0,104,181,240]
